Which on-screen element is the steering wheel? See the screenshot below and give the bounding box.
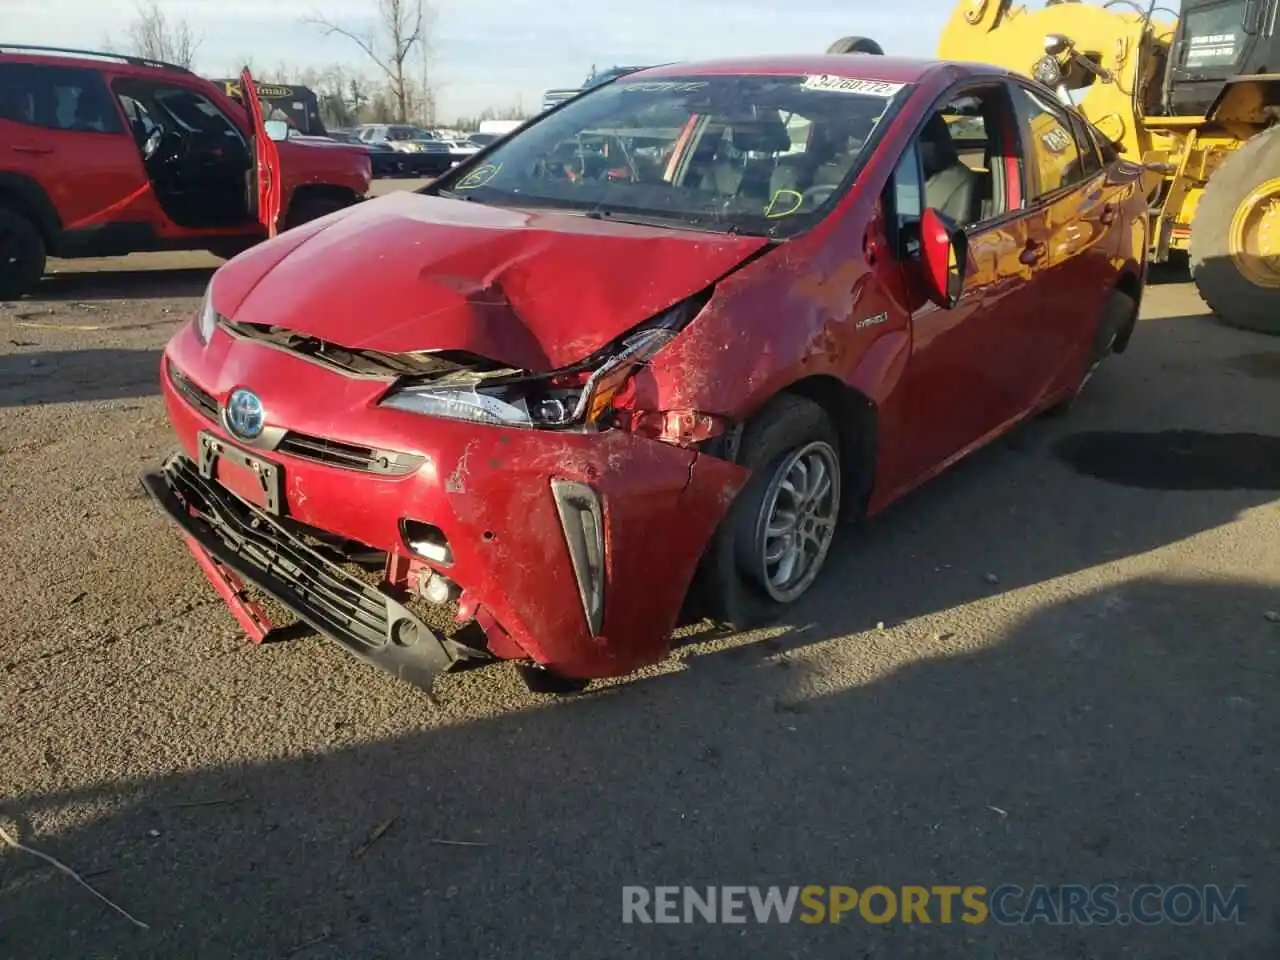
[153,127,191,165]
[801,185,838,210]
[141,126,164,161]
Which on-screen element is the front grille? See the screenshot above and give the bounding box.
[165,360,424,478]
[277,432,425,477]
[142,455,452,692]
[167,361,218,420]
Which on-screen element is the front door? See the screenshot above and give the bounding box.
[238,67,282,237]
[889,82,1048,487]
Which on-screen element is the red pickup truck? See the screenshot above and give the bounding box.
[0,46,371,298]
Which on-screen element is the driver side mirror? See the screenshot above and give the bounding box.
[919,207,969,309]
[264,119,291,141]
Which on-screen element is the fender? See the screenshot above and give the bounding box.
[0,172,62,245]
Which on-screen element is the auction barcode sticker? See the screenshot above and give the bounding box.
[801,75,905,96]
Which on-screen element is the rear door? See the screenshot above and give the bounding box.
[1007,81,1120,405]
[238,67,282,237]
[0,61,153,235]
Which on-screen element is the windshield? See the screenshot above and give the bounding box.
[433,73,908,237]
[1181,0,1247,70]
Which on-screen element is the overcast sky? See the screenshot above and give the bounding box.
[9,0,1181,120]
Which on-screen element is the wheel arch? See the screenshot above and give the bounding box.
[779,373,878,519]
[0,173,62,253]
[288,182,360,208]
[1111,270,1142,354]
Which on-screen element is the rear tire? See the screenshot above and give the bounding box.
[0,207,46,300]
[1189,124,1280,335]
[691,394,843,629]
[826,36,885,55]
[1044,289,1136,417]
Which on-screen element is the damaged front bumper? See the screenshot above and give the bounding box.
[150,324,751,695]
[143,453,455,692]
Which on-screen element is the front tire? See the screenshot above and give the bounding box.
[1189,125,1280,335]
[692,394,843,629]
[0,207,46,300]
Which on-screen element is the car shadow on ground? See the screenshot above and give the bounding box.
[28,267,215,303]
[0,349,162,407]
[1,577,1275,959]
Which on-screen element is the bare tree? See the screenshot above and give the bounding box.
[122,0,201,68]
[305,0,433,123]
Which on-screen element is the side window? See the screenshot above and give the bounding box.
[0,63,122,134]
[1009,84,1086,197]
[1065,109,1102,178]
[153,87,244,142]
[913,85,1018,231]
[1088,121,1120,164]
[889,139,924,257]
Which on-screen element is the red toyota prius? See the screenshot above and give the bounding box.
[144,54,1148,696]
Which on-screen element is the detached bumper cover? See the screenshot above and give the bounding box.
[143,453,453,692]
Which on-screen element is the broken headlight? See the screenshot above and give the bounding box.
[378,296,705,429]
[193,278,222,346]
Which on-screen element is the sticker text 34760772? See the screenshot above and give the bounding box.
[800,75,905,97]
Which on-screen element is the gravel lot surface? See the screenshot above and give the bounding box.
[1,196,1277,959]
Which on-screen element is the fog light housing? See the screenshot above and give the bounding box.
[550,479,605,636]
[401,519,452,565]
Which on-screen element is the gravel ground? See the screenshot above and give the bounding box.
[0,220,1277,959]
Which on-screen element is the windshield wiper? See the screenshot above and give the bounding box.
[585,208,749,235]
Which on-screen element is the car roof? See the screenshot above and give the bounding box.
[0,44,199,83]
[629,54,1011,85]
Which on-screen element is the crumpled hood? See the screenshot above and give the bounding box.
[216,190,771,372]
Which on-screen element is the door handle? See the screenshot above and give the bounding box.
[12,145,53,156]
[1099,202,1117,226]
[1019,241,1047,266]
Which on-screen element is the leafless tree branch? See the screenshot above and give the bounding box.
[305,0,433,123]
[122,0,201,68]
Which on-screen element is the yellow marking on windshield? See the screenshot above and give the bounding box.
[764,189,803,219]
[457,163,502,189]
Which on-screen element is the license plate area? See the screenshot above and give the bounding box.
[197,431,283,515]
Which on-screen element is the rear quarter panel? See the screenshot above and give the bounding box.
[1114,160,1149,282]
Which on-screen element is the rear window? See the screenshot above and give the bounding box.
[0,63,122,134]
[434,73,908,237]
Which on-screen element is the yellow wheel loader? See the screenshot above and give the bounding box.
[850,0,1280,334]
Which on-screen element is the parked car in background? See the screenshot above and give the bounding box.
[541,64,651,113]
[290,124,409,179]
[143,53,1147,697]
[466,131,503,147]
[477,119,523,138]
[437,138,481,162]
[356,123,433,150]
[0,46,370,298]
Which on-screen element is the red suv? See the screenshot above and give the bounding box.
[0,46,371,298]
